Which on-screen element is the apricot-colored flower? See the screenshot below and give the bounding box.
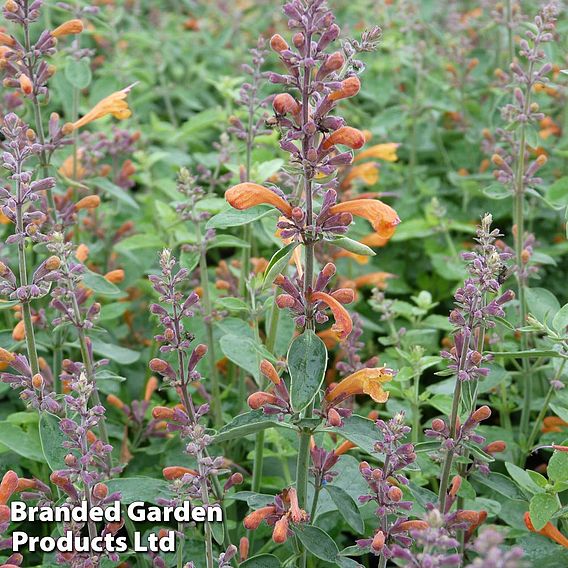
[354,143,399,163]
[329,199,400,240]
[322,126,366,151]
[59,150,86,180]
[542,416,568,433]
[341,162,379,189]
[52,19,84,38]
[226,183,293,217]
[162,466,198,480]
[0,470,18,505]
[524,512,568,548]
[65,85,134,132]
[105,269,125,284]
[329,76,361,101]
[310,291,353,340]
[325,367,393,404]
[335,440,356,455]
[352,272,394,290]
[144,376,159,401]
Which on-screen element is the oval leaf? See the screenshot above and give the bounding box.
[39,413,68,471]
[288,330,328,412]
[529,493,559,531]
[327,236,375,257]
[263,242,299,289]
[293,525,339,562]
[324,485,364,534]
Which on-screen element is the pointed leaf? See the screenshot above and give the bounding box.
[288,330,328,412]
[292,525,339,562]
[263,242,299,289]
[324,485,364,533]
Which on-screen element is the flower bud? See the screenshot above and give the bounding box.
[388,486,403,502]
[276,294,295,309]
[260,359,281,385]
[32,373,43,389]
[273,93,300,116]
[247,391,278,410]
[431,418,445,432]
[75,195,101,210]
[239,537,249,562]
[45,256,61,271]
[270,34,288,53]
[19,74,33,95]
[92,483,108,500]
[107,394,125,410]
[152,406,175,420]
[76,244,89,262]
[471,405,491,423]
[449,475,462,497]
[398,520,429,531]
[484,440,506,454]
[104,269,124,283]
[327,408,342,427]
[371,530,385,551]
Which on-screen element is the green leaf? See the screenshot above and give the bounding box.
[0,420,43,461]
[548,450,568,483]
[39,413,68,471]
[324,485,364,534]
[335,558,363,568]
[115,234,165,251]
[292,525,339,562]
[326,236,375,257]
[206,234,250,250]
[106,478,171,505]
[470,472,526,500]
[263,242,299,289]
[65,56,92,89]
[91,339,140,364]
[526,287,561,327]
[216,297,250,313]
[529,493,559,531]
[82,270,123,297]
[505,462,543,495]
[0,300,19,310]
[180,250,200,272]
[483,183,510,200]
[87,177,139,209]
[214,410,290,444]
[288,330,328,412]
[553,304,568,334]
[546,176,568,207]
[240,554,281,568]
[206,205,278,229]
[328,414,378,455]
[219,335,275,382]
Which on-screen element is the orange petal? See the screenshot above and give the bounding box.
[226,183,292,217]
[310,291,353,340]
[329,199,400,240]
[325,367,393,404]
[525,512,568,548]
[352,272,395,290]
[322,127,366,151]
[355,143,399,163]
[335,440,356,455]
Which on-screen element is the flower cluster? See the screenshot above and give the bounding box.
[243,487,308,544]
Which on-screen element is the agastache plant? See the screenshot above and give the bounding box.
[489,2,559,443]
[436,214,514,512]
[223,0,400,565]
[148,249,235,568]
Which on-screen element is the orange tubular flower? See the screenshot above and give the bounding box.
[335,440,356,456]
[272,516,289,543]
[322,126,366,151]
[52,19,84,38]
[542,416,568,433]
[352,272,395,290]
[65,85,134,132]
[341,162,379,189]
[524,512,568,548]
[162,466,198,480]
[329,199,400,240]
[355,143,399,163]
[329,76,361,101]
[243,506,276,530]
[325,367,393,404]
[0,470,18,505]
[310,291,353,340]
[225,183,293,217]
